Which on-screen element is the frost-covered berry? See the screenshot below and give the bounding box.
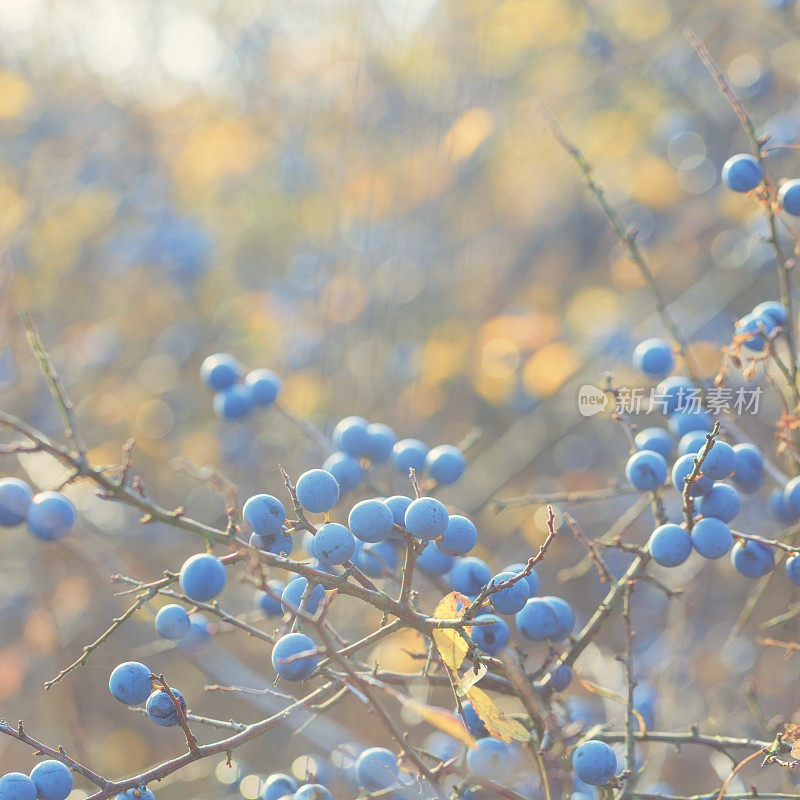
[572,739,618,785]
[29,761,73,800]
[690,517,733,559]
[242,494,285,537]
[0,774,37,800]
[145,688,187,727]
[632,338,674,378]
[550,663,572,692]
[625,449,668,491]
[503,563,539,595]
[732,443,764,492]
[354,747,399,791]
[391,439,428,475]
[671,453,713,497]
[365,423,396,462]
[425,445,466,485]
[254,582,285,617]
[731,540,774,578]
[271,632,318,681]
[415,542,455,575]
[735,312,777,352]
[437,514,477,556]
[109,661,152,705]
[200,353,242,391]
[648,523,691,567]
[27,491,75,541]
[179,553,226,602]
[470,613,509,656]
[0,477,32,527]
[542,596,575,641]
[404,497,449,540]
[633,427,673,460]
[332,416,370,457]
[488,572,529,615]
[701,441,736,480]
[296,469,340,513]
[355,540,399,577]
[244,369,281,406]
[721,153,763,193]
[313,522,356,565]
[155,604,191,640]
[349,498,394,543]
[449,556,491,596]
[697,482,741,522]
[261,774,297,800]
[779,179,800,215]
[786,554,800,586]
[322,452,363,494]
[516,598,559,640]
[668,410,712,438]
[281,577,325,615]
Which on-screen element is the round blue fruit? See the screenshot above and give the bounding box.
[648,523,692,567]
[731,540,775,578]
[200,353,241,391]
[779,179,800,215]
[425,445,466,485]
[632,338,674,378]
[243,494,285,537]
[213,385,253,420]
[261,774,297,800]
[244,369,281,406]
[281,577,325,615]
[701,441,736,480]
[784,475,800,516]
[633,428,673,460]
[179,553,226,602]
[461,700,488,736]
[516,598,559,640]
[668,410,712,438]
[296,469,340,513]
[671,453,713,496]
[786,554,800,586]
[354,747,399,791]
[146,689,187,727]
[550,663,572,692]
[384,495,412,528]
[471,613,509,656]
[438,514,477,556]
[254,582,285,616]
[404,497,449,540]
[322,452,363,494]
[109,661,152,705]
[690,517,733,559]
[656,375,695,414]
[0,478,32,527]
[449,556,491,596]
[732,443,764,491]
[753,300,788,326]
[0,774,36,800]
[271,632,318,681]
[391,438,428,475]
[503,563,539,595]
[355,539,399,577]
[27,491,75,541]
[736,312,777,352]
[332,416,370,457]
[313,522,356,565]
[697,482,741,522]
[572,739,618,785]
[466,738,509,780]
[415,541,455,575]
[366,423,396,462]
[721,153,763,193]
[155,604,191,640]
[177,614,211,651]
[250,530,294,556]
[542,596,575,641]
[678,431,708,457]
[349,498,394,543]
[293,785,332,800]
[771,487,799,521]
[29,762,73,800]
[488,572,530,615]
[625,449,668,491]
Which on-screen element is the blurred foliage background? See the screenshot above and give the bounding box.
[3,0,800,797]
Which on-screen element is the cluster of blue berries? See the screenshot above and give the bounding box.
[734,300,786,352]
[0,477,75,541]
[200,353,281,421]
[722,152,800,218]
[108,662,187,728]
[0,763,74,800]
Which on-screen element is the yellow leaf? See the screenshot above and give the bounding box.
[401,698,477,750]
[458,662,487,696]
[466,687,530,743]
[431,592,472,671]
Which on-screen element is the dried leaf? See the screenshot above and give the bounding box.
[465,686,530,743]
[458,662,487,696]
[432,592,472,671]
[792,741,800,761]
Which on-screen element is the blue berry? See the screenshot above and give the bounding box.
[461,700,488,737]
[625,449,668,491]
[272,632,318,681]
[779,179,800,215]
[572,740,618,785]
[656,376,696,414]
[29,762,73,800]
[296,469,340,513]
[784,475,800,517]
[721,153,763,192]
[354,540,398,577]
[243,494,285,537]
[415,542,455,575]
[27,491,75,541]
[632,338,674,378]
[701,441,736,480]
[438,515,477,556]
[771,487,799,521]
[731,540,775,578]
[322,452,363,494]
[261,774,297,800]
[254,582,285,616]
[313,523,356,565]
[213,385,253,420]
[668,410,712,438]
[404,497,448,540]
[384,495,412,527]
[542,596,575,640]
[736,312,777,352]
[0,774,36,800]
[550,663,572,692]
[732,443,764,492]
[516,598,559,640]
[471,613,509,656]
[109,661,152,705]
[391,439,428,475]
[293,785,332,800]
[425,445,466,485]
[354,747,399,791]
[488,572,530,615]
[146,689,186,727]
[466,738,509,779]
[200,353,241,390]
[177,614,211,651]
[648,524,691,567]
[0,478,32,526]
[753,300,788,326]
[244,369,281,406]
[697,482,741,522]
[633,428,673,460]
[281,577,325,615]
[690,517,733,559]
[332,416,370,456]
[786,554,800,585]
[503,563,539,595]
[678,431,708,457]
[179,553,226,601]
[449,556,491,595]
[155,604,191,640]
[671,453,713,496]
[366,423,396,462]
[349,498,394,543]
[250,530,294,556]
